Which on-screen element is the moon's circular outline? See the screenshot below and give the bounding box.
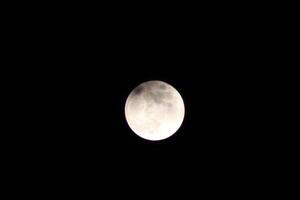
[124,80,185,141]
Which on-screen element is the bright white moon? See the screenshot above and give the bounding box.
[125,80,185,141]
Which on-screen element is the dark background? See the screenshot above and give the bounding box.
[8,3,285,196]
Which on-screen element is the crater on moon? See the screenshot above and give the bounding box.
[159,84,167,90]
[148,91,165,104]
[131,85,144,96]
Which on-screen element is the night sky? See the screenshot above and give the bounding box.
[43,36,270,186]
[12,4,283,196]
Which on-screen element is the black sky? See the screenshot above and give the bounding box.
[41,31,271,181]
[11,4,284,196]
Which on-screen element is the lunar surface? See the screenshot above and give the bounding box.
[125,80,185,141]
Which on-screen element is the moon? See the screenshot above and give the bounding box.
[125,80,185,141]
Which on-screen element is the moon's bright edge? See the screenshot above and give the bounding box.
[125,80,185,141]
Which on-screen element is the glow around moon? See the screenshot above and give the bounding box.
[125,80,185,141]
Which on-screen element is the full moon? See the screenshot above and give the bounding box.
[125,80,185,141]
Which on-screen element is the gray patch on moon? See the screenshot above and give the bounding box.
[129,80,174,110]
[159,84,167,90]
[131,85,144,97]
[148,91,163,104]
[166,102,172,108]
[147,90,172,105]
